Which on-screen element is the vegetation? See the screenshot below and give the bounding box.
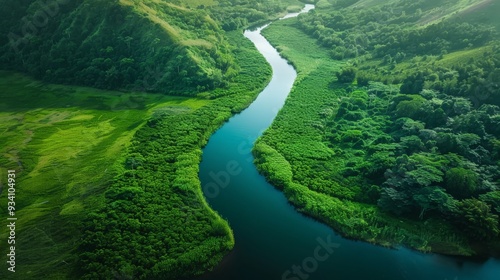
[0,71,209,279]
[255,0,500,257]
[0,27,273,279]
[0,0,306,94]
[76,30,273,279]
[0,0,299,278]
[0,0,237,94]
[2,0,499,278]
[208,0,308,31]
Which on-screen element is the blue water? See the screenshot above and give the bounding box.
[197,5,500,280]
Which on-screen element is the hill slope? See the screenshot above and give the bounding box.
[0,0,236,95]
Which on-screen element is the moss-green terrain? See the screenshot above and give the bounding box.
[0,71,210,278]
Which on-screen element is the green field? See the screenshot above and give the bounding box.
[0,71,209,278]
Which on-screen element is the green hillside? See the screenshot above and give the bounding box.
[0,0,308,95]
[0,0,237,95]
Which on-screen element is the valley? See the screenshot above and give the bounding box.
[0,0,499,279]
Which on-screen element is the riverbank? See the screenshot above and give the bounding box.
[195,6,500,280]
[253,17,500,257]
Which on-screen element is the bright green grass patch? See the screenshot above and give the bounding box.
[60,200,84,216]
[436,45,493,66]
[182,0,216,8]
[262,19,339,77]
[0,71,209,279]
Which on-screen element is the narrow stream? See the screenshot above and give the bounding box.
[197,4,500,280]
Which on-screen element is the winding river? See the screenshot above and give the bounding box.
[197,5,500,280]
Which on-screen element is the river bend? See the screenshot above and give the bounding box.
[197,5,500,280]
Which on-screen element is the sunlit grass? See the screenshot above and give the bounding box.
[437,45,493,66]
[181,0,216,8]
[0,71,210,279]
[262,19,341,77]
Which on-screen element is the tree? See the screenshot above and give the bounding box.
[400,72,425,94]
[453,199,499,241]
[395,96,426,119]
[413,186,455,219]
[400,135,425,154]
[378,187,412,215]
[356,72,371,86]
[125,153,145,170]
[384,154,444,190]
[379,153,446,216]
[445,167,479,198]
[336,67,357,83]
[479,191,500,214]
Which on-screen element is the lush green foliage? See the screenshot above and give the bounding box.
[0,0,238,94]
[297,0,497,60]
[77,31,273,279]
[209,0,306,31]
[3,2,499,280]
[0,0,307,95]
[0,71,207,279]
[255,1,500,256]
[336,66,356,83]
[0,1,299,278]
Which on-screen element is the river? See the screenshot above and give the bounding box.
[197,4,500,280]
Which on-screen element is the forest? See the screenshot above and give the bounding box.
[0,0,306,95]
[0,0,237,94]
[255,0,500,256]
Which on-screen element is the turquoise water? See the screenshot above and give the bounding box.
[197,5,500,280]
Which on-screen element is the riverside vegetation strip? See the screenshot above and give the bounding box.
[254,0,500,258]
[77,31,274,279]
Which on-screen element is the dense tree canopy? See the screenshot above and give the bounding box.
[0,0,239,95]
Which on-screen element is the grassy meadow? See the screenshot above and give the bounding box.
[0,71,209,278]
